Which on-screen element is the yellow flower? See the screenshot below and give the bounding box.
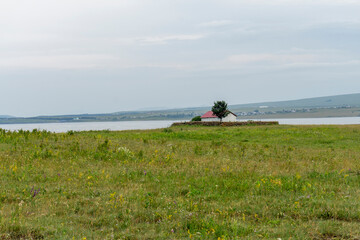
[11,165,17,172]
[110,192,116,199]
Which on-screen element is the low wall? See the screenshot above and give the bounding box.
[171,121,279,127]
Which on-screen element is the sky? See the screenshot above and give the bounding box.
[1,0,360,117]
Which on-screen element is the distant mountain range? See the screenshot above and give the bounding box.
[0,115,14,119]
[230,93,360,109]
[1,93,360,124]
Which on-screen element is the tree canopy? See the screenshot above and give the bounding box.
[211,100,229,122]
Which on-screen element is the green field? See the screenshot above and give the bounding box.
[1,125,360,239]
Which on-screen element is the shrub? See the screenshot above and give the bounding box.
[191,116,202,122]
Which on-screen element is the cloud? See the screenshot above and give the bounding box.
[227,54,318,65]
[229,0,360,5]
[199,20,234,27]
[224,53,360,71]
[0,54,119,69]
[0,53,194,70]
[138,34,204,45]
[279,60,360,69]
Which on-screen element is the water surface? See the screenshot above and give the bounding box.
[0,120,178,133]
[1,117,360,133]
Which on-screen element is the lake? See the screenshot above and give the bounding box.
[0,117,360,133]
[250,117,360,125]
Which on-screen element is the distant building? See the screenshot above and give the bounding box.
[201,111,237,122]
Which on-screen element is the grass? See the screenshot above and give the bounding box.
[0,125,360,239]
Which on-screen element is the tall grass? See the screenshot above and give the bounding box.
[0,125,360,239]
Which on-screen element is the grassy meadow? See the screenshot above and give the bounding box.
[1,125,360,239]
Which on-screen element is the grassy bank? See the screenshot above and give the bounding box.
[171,121,279,127]
[0,125,360,239]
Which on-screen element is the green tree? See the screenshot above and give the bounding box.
[211,100,229,122]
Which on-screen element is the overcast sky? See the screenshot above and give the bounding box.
[1,0,360,117]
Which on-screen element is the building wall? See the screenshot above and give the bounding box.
[223,114,237,122]
[202,114,237,122]
[202,118,219,122]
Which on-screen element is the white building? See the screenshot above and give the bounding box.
[200,111,237,122]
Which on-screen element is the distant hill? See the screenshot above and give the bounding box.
[230,93,360,109]
[1,93,360,124]
[0,115,14,119]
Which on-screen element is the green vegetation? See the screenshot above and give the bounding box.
[191,116,202,122]
[1,125,360,239]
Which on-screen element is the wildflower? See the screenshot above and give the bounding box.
[118,147,134,158]
[110,192,116,199]
[270,178,282,186]
[188,230,193,238]
[31,188,40,198]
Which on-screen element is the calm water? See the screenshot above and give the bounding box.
[247,117,360,125]
[0,120,178,133]
[0,117,360,133]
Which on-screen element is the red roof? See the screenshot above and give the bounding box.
[201,111,218,118]
[201,110,237,118]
